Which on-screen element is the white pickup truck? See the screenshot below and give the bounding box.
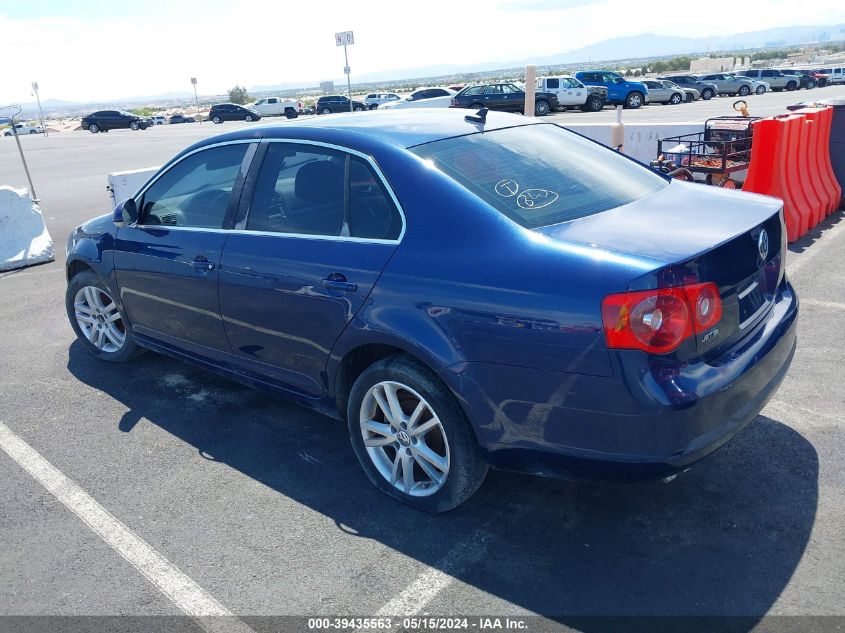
[535,76,607,112]
[248,97,304,118]
[3,122,44,136]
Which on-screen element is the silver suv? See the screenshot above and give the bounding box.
[739,69,801,92]
[697,73,755,96]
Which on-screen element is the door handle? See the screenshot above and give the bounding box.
[322,274,357,292]
[190,256,215,272]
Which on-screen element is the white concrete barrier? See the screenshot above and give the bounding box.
[107,167,159,206]
[563,122,702,165]
[0,186,55,271]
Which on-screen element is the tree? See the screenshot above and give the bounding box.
[228,85,250,105]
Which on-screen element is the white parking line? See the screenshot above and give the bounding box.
[0,421,254,633]
[371,507,521,619]
[798,298,845,311]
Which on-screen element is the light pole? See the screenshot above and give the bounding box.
[191,77,201,123]
[1,104,39,200]
[31,82,47,137]
[335,31,355,112]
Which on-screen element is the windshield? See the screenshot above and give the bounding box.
[410,124,668,229]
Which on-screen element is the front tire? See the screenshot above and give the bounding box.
[245,115,253,122]
[625,92,643,109]
[129,121,140,131]
[66,271,139,362]
[669,93,683,105]
[347,356,488,512]
[88,124,99,133]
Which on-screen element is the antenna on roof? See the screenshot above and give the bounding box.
[465,107,488,124]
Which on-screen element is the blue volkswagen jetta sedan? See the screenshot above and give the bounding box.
[65,109,798,512]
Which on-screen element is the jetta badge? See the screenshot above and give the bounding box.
[758,230,769,261]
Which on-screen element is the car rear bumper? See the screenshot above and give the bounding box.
[443,279,798,481]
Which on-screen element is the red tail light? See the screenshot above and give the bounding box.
[601,283,722,354]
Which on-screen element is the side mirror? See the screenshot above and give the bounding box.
[114,198,138,227]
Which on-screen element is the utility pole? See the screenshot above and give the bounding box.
[335,31,355,112]
[31,82,47,137]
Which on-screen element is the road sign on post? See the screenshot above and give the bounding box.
[335,31,355,112]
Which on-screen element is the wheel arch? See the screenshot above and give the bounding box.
[329,330,467,425]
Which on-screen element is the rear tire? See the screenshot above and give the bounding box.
[787,82,798,91]
[347,356,488,513]
[584,95,604,112]
[701,89,714,100]
[353,105,365,112]
[738,85,750,96]
[756,85,766,95]
[129,121,139,131]
[29,130,38,134]
[806,80,816,89]
[321,107,332,115]
[284,108,298,119]
[212,116,222,124]
[534,99,550,116]
[469,102,485,110]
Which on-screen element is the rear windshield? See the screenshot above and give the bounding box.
[410,123,667,228]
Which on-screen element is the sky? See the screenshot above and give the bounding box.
[1,0,844,104]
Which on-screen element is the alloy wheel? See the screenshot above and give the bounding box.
[359,380,450,497]
[74,286,126,353]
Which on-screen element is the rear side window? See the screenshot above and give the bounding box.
[246,143,402,240]
[140,144,250,228]
[410,124,667,229]
[545,78,559,89]
[463,86,485,96]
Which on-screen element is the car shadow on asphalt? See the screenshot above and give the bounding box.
[67,341,818,627]
[788,208,843,254]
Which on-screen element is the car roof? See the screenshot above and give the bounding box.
[180,109,545,156]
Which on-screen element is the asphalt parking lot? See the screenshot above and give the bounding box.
[1,97,845,631]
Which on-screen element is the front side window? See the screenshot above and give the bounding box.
[246,143,402,241]
[139,144,250,228]
[411,124,667,229]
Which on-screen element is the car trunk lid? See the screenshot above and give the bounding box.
[535,181,785,356]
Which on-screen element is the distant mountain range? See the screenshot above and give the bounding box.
[10,22,844,115]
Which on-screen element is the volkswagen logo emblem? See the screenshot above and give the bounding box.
[758,230,769,261]
[397,430,411,446]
